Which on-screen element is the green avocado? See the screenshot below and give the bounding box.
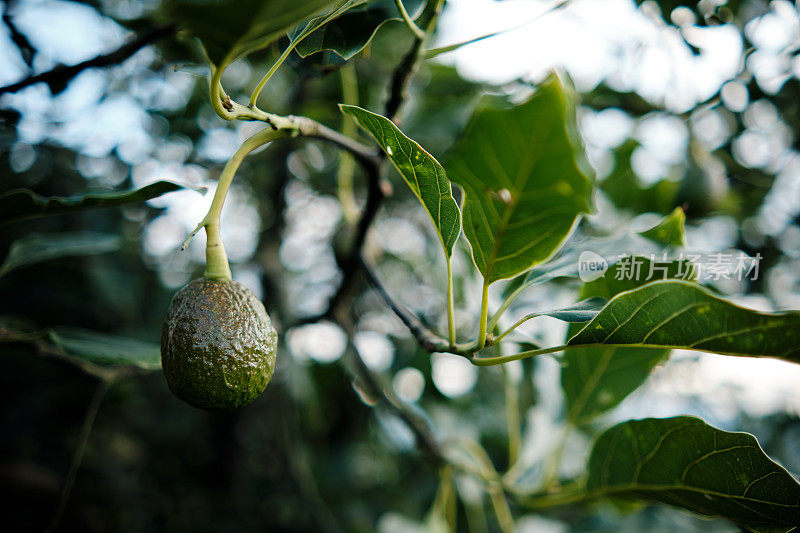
[161,278,277,410]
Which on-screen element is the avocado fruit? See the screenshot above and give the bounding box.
[161,278,277,410]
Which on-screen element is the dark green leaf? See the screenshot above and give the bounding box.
[587,416,800,528]
[0,232,122,279]
[569,280,800,363]
[638,207,686,247]
[563,345,668,426]
[340,104,461,258]
[561,258,690,425]
[49,327,161,371]
[294,1,407,59]
[170,0,341,65]
[0,181,198,225]
[446,75,593,283]
[288,0,368,58]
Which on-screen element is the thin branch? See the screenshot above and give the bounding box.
[385,0,445,122]
[321,155,384,319]
[425,0,573,59]
[394,0,426,39]
[2,0,36,68]
[298,0,453,462]
[315,0,445,322]
[47,379,111,532]
[359,259,477,357]
[0,24,175,96]
[342,331,443,460]
[294,116,382,170]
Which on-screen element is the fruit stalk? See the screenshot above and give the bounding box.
[183,127,289,279]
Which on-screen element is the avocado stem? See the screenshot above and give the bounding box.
[203,221,231,279]
[182,127,289,280]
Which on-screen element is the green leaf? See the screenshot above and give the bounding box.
[504,299,606,338]
[446,75,593,284]
[170,0,341,65]
[288,0,369,58]
[587,416,800,528]
[0,232,122,279]
[340,104,461,258]
[638,207,686,247]
[49,327,161,371]
[537,298,607,323]
[561,258,690,425]
[569,280,800,363]
[0,181,198,225]
[294,1,411,60]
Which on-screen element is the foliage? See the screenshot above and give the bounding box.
[1,0,799,531]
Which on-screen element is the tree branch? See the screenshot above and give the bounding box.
[385,0,444,122]
[2,0,36,69]
[0,24,175,96]
[294,116,382,170]
[315,0,445,322]
[359,258,477,357]
[340,329,443,460]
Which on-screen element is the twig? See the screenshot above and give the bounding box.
[394,0,426,39]
[385,0,444,122]
[315,0,446,323]
[321,156,384,319]
[359,259,477,357]
[47,379,111,532]
[0,25,175,96]
[425,0,573,59]
[338,322,443,460]
[2,0,36,68]
[294,116,382,170]
[304,0,453,462]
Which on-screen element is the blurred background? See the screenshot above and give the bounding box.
[1,0,799,531]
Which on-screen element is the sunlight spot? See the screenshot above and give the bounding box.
[432,353,477,398]
[287,322,347,364]
[393,368,425,403]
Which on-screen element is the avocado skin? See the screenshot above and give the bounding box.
[161,278,277,411]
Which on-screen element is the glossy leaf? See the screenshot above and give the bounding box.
[446,76,593,283]
[170,0,341,65]
[340,104,461,257]
[288,0,368,58]
[638,207,686,247]
[569,280,800,363]
[49,327,161,371]
[0,232,122,279]
[587,416,800,528]
[538,298,606,323]
[506,299,606,336]
[294,0,418,59]
[0,181,197,225]
[560,258,690,425]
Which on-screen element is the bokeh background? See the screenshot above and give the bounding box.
[1,0,800,531]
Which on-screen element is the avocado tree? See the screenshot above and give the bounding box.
[1,0,799,531]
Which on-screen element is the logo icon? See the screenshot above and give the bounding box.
[578,251,608,282]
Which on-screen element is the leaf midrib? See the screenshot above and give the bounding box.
[481,109,556,282]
